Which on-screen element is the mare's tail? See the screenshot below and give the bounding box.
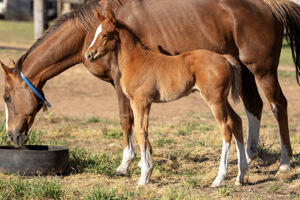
[263,0,300,84]
[224,55,241,103]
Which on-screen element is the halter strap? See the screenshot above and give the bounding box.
[20,72,51,108]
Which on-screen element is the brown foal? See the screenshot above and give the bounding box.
[86,11,248,186]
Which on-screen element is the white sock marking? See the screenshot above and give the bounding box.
[139,146,151,185]
[235,139,248,184]
[88,24,102,49]
[245,108,260,162]
[116,133,135,174]
[271,103,279,121]
[212,139,230,187]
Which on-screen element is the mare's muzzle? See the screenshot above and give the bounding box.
[7,130,29,147]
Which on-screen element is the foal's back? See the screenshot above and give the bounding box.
[124,49,234,103]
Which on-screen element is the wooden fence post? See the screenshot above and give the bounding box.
[34,0,46,40]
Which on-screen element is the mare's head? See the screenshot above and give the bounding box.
[1,60,45,146]
[85,11,118,62]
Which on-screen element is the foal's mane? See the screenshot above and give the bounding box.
[117,22,150,52]
[14,0,107,74]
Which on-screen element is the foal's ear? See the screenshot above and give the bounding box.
[0,61,13,77]
[107,10,116,25]
[96,10,106,22]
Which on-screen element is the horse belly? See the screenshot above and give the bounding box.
[155,74,195,102]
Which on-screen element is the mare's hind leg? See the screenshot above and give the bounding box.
[256,72,292,173]
[209,100,248,187]
[240,67,263,164]
[115,89,135,175]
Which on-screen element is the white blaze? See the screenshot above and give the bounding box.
[88,24,102,49]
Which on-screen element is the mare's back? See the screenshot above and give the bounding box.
[116,0,274,55]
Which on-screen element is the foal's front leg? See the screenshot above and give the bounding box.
[114,71,152,175]
[131,100,154,185]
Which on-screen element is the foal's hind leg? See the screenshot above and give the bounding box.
[256,72,292,173]
[130,99,154,185]
[208,100,247,187]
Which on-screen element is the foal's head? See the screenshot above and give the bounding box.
[1,60,45,146]
[85,11,118,62]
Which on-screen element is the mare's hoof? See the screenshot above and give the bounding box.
[278,165,291,172]
[235,181,244,186]
[276,165,291,178]
[246,152,257,165]
[137,161,142,169]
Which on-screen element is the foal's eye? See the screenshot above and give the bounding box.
[3,96,11,103]
[103,34,109,38]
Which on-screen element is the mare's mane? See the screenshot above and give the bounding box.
[14,0,110,74]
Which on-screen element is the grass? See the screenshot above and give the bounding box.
[0,20,34,46]
[69,148,122,176]
[1,110,299,199]
[280,40,294,66]
[0,176,65,199]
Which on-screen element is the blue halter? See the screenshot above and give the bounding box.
[20,72,51,108]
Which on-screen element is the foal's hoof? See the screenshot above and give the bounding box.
[211,183,219,188]
[115,166,128,176]
[116,171,128,176]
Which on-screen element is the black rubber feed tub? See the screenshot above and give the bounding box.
[0,145,69,175]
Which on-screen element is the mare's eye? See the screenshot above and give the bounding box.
[103,34,109,38]
[4,96,11,103]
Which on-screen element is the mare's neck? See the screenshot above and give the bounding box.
[117,27,148,70]
[20,19,86,88]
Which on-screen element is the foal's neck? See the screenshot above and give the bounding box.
[117,27,149,69]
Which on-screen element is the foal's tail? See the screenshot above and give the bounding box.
[263,0,300,84]
[224,55,241,103]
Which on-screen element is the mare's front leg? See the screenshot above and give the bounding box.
[113,70,135,175]
[130,99,154,185]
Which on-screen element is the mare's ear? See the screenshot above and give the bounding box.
[0,61,13,77]
[0,61,14,85]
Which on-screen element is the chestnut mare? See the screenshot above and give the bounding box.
[86,11,247,186]
[1,0,299,185]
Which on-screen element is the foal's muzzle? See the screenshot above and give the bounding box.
[85,50,99,62]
